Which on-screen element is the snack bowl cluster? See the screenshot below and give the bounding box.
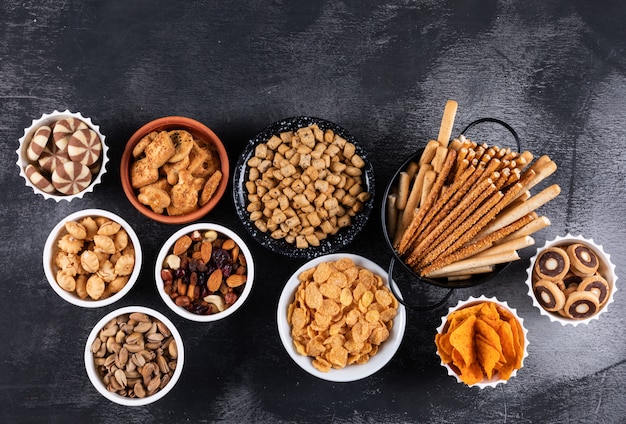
[43,209,142,308]
[120,116,229,224]
[155,223,255,322]
[277,253,406,382]
[84,306,184,406]
[525,234,617,326]
[16,110,109,202]
[435,295,529,389]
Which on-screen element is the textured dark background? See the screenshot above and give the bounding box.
[2,1,626,423]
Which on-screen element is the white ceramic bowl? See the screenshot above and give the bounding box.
[277,253,407,382]
[435,295,529,389]
[525,234,617,326]
[16,110,109,201]
[84,306,184,406]
[43,209,142,307]
[155,223,255,322]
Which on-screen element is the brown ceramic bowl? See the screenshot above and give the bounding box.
[121,116,229,224]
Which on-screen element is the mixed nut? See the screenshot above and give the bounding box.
[90,312,178,399]
[160,229,248,315]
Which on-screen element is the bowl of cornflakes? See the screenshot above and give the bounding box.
[43,209,142,308]
[435,295,528,389]
[155,223,255,322]
[120,116,229,224]
[17,110,109,202]
[84,306,184,406]
[277,253,406,382]
[525,234,617,326]
[233,116,375,259]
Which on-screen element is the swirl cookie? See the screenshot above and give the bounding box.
[68,128,102,166]
[25,164,56,193]
[52,161,92,195]
[566,243,599,276]
[26,125,52,161]
[52,118,88,150]
[38,145,71,174]
[534,247,569,281]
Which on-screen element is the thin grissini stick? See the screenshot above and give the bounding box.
[431,145,449,173]
[437,100,458,147]
[474,183,561,240]
[396,171,411,210]
[417,178,527,271]
[420,213,535,275]
[412,188,504,269]
[386,193,398,238]
[425,250,521,278]
[472,235,535,259]
[453,156,470,181]
[398,148,457,254]
[408,165,487,256]
[419,140,440,165]
[498,215,551,243]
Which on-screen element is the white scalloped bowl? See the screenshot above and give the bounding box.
[525,234,617,326]
[16,110,109,201]
[435,295,529,389]
[43,209,142,308]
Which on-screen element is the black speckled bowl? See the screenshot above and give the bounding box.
[233,116,375,259]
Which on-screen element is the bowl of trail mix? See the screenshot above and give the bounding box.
[155,223,255,322]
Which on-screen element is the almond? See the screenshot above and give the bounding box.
[172,235,192,255]
[201,241,212,263]
[222,239,236,250]
[207,269,223,292]
[226,274,247,288]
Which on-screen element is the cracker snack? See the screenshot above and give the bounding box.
[130,130,222,216]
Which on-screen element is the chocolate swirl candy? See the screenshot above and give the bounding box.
[566,243,599,276]
[533,279,566,312]
[564,291,599,319]
[534,247,570,281]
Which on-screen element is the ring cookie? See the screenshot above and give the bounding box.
[26,125,52,161]
[52,161,92,195]
[533,279,566,312]
[563,291,599,320]
[68,128,102,166]
[566,243,599,276]
[534,247,569,281]
[577,274,610,307]
[25,164,56,193]
[52,118,88,150]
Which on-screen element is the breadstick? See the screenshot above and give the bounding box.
[421,213,535,275]
[405,161,419,180]
[472,235,535,258]
[396,172,411,210]
[393,165,432,246]
[386,193,398,238]
[431,146,449,173]
[419,140,440,166]
[420,170,437,208]
[398,148,457,254]
[437,100,458,147]
[526,157,557,192]
[498,216,551,243]
[425,250,520,278]
[474,183,560,239]
[437,265,496,277]
[449,138,462,151]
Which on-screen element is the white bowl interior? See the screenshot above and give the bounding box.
[16,110,109,202]
[83,306,184,406]
[276,253,407,382]
[154,223,254,322]
[43,208,142,308]
[524,234,617,326]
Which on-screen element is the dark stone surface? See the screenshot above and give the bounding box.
[1,1,625,423]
